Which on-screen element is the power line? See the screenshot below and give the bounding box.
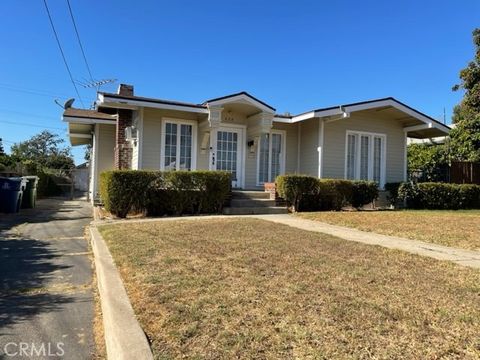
[0,119,65,131]
[0,84,70,100]
[0,108,62,121]
[42,0,85,108]
[66,0,94,83]
[0,82,71,98]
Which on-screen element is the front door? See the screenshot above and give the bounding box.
[215,127,243,188]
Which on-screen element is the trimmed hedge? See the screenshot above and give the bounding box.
[398,182,480,210]
[276,175,378,211]
[100,171,156,218]
[99,170,231,218]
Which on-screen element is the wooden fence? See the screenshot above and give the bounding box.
[450,161,480,184]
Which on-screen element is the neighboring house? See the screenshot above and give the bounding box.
[62,84,450,203]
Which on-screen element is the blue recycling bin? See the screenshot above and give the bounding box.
[0,177,27,213]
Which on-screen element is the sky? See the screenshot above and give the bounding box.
[0,0,479,165]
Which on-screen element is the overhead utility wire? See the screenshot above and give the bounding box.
[66,0,94,83]
[42,0,85,108]
[0,119,65,131]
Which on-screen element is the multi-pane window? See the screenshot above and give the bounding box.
[162,120,194,171]
[360,135,369,180]
[216,131,238,180]
[373,137,382,183]
[164,123,177,170]
[258,134,269,183]
[258,131,284,184]
[346,134,356,180]
[346,131,385,187]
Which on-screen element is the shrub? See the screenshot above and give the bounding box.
[385,182,403,207]
[276,175,319,211]
[318,179,354,211]
[100,170,156,218]
[351,181,379,209]
[36,170,64,198]
[146,171,231,216]
[276,175,378,211]
[100,170,231,218]
[398,182,480,209]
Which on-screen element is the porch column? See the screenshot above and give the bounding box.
[207,105,223,170]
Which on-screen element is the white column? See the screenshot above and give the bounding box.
[207,105,223,170]
[317,118,324,178]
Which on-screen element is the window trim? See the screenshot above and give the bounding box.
[344,130,387,188]
[256,129,286,186]
[160,117,197,171]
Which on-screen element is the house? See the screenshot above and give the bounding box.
[63,84,450,203]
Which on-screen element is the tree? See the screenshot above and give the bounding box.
[450,28,480,161]
[0,138,5,156]
[11,131,74,170]
[407,143,449,182]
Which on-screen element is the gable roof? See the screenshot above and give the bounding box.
[203,91,276,112]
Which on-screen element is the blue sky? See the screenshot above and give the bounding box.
[1,0,479,164]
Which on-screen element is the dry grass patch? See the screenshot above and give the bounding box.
[298,210,480,251]
[99,219,480,359]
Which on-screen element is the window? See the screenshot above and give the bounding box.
[257,131,285,185]
[161,119,196,171]
[345,131,386,187]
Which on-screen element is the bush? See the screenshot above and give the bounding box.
[385,182,403,207]
[276,175,378,211]
[100,171,156,218]
[398,182,480,209]
[276,175,319,211]
[36,170,64,198]
[100,170,231,218]
[351,181,379,209]
[318,179,354,211]
[146,171,231,216]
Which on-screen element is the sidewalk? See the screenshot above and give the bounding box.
[254,214,480,269]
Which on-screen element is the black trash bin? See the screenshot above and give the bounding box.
[21,176,39,209]
[0,177,27,213]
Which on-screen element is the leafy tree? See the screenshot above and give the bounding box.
[11,130,74,170]
[0,138,5,156]
[450,28,480,161]
[407,143,449,182]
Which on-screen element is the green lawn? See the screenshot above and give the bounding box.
[298,210,480,250]
[99,218,480,359]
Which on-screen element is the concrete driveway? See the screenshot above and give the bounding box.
[0,198,94,359]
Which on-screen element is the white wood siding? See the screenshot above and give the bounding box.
[298,118,319,176]
[322,113,405,183]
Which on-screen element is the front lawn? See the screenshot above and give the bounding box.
[297,210,480,250]
[99,219,480,359]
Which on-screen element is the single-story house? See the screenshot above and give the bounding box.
[63,84,450,203]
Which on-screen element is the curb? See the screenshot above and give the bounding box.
[89,226,153,360]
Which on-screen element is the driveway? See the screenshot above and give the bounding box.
[0,198,94,359]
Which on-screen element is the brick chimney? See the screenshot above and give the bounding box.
[117,83,134,96]
[114,83,134,169]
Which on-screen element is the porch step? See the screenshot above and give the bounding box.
[223,206,288,215]
[231,190,270,200]
[230,198,276,208]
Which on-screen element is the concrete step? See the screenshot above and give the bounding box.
[230,198,276,208]
[223,206,288,215]
[231,190,270,200]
